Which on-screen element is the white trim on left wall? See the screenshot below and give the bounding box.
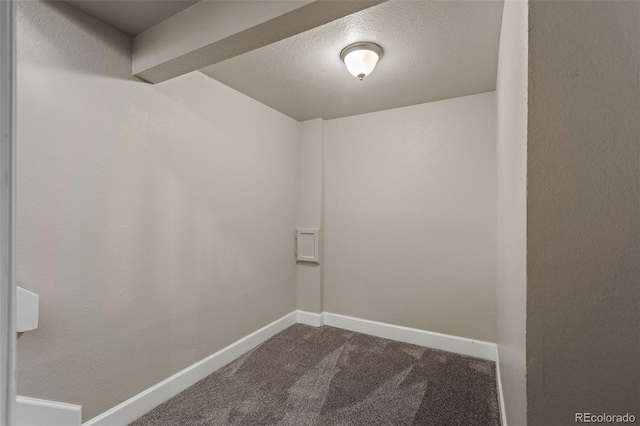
[16,396,82,426]
[83,311,297,426]
[16,310,504,426]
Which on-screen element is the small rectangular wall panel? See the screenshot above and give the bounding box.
[296,228,319,263]
[16,286,39,332]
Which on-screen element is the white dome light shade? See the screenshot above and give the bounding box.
[344,50,379,80]
[340,42,384,80]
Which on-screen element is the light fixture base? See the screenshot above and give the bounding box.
[340,42,384,62]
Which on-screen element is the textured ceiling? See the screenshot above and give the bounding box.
[201,0,504,121]
[63,0,198,36]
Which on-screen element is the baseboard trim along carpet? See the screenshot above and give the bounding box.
[296,309,324,327]
[495,349,509,426]
[83,311,298,426]
[319,311,506,425]
[322,312,497,361]
[78,309,505,426]
[16,396,82,426]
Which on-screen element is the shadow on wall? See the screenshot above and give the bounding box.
[18,1,137,82]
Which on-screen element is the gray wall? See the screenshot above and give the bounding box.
[323,93,497,342]
[496,0,528,424]
[527,1,640,423]
[296,119,324,313]
[16,1,298,421]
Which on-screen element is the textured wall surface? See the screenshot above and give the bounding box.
[323,93,497,342]
[296,119,324,313]
[16,1,298,421]
[527,1,640,423]
[496,0,528,424]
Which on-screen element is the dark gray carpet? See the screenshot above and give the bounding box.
[130,324,500,425]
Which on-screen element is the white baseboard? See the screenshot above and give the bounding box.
[318,311,504,421]
[495,348,508,426]
[321,312,497,361]
[16,396,82,426]
[80,310,501,425]
[83,311,297,426]
[295,310,323,327]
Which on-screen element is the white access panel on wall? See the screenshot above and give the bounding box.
[296,228,319,263]
[16,287,38,332]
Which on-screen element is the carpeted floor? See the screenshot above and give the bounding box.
[130,324,500,425]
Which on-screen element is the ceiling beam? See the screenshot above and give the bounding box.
[133,0,387,84]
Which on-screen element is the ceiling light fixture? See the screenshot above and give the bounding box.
[340,42,384,81]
